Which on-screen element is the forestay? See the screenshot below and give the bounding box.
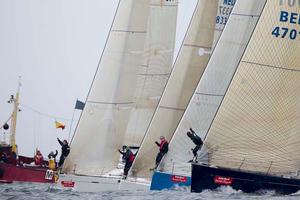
[131,0,220,179]
[124,0,178,147]
[160,0,266,176]
[205,0,300,176]
[63,0,150,176]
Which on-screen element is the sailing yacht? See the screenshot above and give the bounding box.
[58,0,178,192]
[129,0,234,190]
[191,0,300,194]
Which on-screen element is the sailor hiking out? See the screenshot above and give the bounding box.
[152,136,168,170]
[118,146,135,179]
[187,128,203,163]
[57,138,70,168]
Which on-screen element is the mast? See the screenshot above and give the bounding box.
[10,76,21,153]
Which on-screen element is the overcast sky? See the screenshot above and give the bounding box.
[0,0,197,157]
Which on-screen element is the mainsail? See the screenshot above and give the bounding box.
[63,0,178,176]
[160,0,266,176]
[204,0,300,176]
[124,0,178,146]
[63,0,150,176]
[131,0,220,179]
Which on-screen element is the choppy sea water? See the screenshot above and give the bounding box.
[1,183,300,200]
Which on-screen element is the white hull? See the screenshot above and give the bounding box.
[58,173,149,192]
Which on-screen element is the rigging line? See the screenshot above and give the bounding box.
[20,104,71,121]
[242,60,300,73]
[202,1,268,146]
[69,0,122,145]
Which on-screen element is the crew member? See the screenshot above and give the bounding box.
[153,136,168,170]
[48,150,58,170]
[118,146,135,179]
[57,138,70,168]
[34,150,44,166]
[187,128,203,163]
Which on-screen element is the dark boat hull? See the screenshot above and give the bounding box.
[191,164,300,194]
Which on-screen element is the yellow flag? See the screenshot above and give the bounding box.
[55,121,65,130]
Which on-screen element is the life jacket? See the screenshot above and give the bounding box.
[129,153,135,162]
[160,140,168,151]
[48,159,56,170]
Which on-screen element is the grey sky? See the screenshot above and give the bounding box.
[0,0,196,157]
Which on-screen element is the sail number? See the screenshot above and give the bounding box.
[216,16,228,25]
[272,26,300,40]
[272,11,300,40]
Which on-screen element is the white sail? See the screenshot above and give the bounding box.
[63,0,150,176]
[131,0,220,179]
[160,0,267,176]
[124,0,178,146]
[204,0,300,176]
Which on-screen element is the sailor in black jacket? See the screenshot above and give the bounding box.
[57,138,70,167]
[187,128,203,162]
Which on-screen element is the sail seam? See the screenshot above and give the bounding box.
[242,61,300,72]
[138,73,170,76]
[231,13,260,18]
[150,4,178,7]
[159,106,185,111]
[195,92,224,97]
[184,44,211,49]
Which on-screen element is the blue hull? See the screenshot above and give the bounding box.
[191,164,300,194]
[150,171,191,190]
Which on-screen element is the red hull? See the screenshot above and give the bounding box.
[0,162,56,183]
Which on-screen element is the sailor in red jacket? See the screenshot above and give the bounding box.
[153,136,169,170]
[118,146,135,179]
[34,150,44,167]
